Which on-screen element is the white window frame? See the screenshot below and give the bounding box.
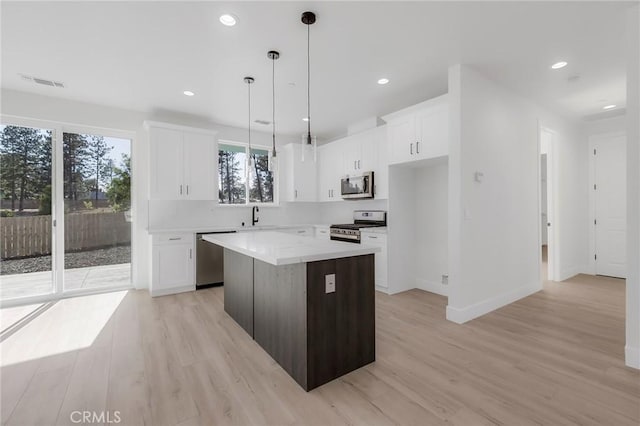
[217,139,279,207]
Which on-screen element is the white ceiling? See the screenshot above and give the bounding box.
[1,1,632,139]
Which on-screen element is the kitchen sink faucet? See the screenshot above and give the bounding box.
[252,206,260,226]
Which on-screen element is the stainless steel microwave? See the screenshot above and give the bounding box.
[341,171,374,199]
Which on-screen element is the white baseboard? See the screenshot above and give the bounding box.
[416,279,449,296]
[558,265,586,281]
[150,285,195,297]
[375,285,390,294]
[626,345,640,369]
[446,282,541,324]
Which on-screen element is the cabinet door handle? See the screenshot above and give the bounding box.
[186,185,189,195]
[169,237,182,241]
[358,160,361,169]
[328,189,331,198]
[368,235,378,239]
[180,184,183,195]
[295,189,298,199]
[189,248,192,259]
[297,230,305,233]
[410,143,413,155]
[354,160,357,169]
[416,141,420,154]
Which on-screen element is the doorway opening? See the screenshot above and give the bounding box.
[539,126,557,283]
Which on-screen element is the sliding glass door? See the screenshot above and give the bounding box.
[0,122,133,304]
[0,124,55,301]
[62,132,131,292]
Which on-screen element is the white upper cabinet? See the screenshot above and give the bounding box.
[150,127,184,199]
[317,143,341,201]
[342,129,379,177]
[280,143,317,202]
[316,125,388,201]
[415,101,448,160]
[383,94,448,165]
[148,122,218,201]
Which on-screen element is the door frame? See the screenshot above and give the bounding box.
[588,131,627,276]
[538,124,558,282]
[0,114,136,308]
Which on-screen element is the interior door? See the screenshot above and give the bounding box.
[594,134,626,278]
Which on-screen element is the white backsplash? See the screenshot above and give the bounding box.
[318,199,388,224]
[148,198,388,230]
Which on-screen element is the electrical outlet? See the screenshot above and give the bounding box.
[325,274,336,293]
[442,274,449,285]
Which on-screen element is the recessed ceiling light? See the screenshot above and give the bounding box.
[183,90,195,96]
[302,117,309,122]
[219,14,237,26]
[551,61,568,69]
[603,104,617,110]
[377,78,390,85]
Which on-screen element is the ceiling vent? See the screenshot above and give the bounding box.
[254,119,271,125]
[20,74,65,88]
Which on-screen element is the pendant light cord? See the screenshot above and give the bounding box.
[307,23,311,144]
[272,57,276,156]
[248,82,251,151]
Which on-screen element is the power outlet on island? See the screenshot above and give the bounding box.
[325,274,336,294]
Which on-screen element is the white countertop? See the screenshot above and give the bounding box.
[147,224,331,234]
[360,227,387,234]
[202,231,380,266]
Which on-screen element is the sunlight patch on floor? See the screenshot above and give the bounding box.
[0,290,127,367]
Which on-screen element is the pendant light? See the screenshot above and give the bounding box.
[244,76,255,179]
[267,50,280,172]
[301,11,317,162]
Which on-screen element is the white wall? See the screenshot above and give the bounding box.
[387,165,417,294]
[415,160,449,295]
[585,116,626,136]
[385,158,448,296]
[625,4,640,370]
[447,64,588,323]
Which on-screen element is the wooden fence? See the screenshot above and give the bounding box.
[0,212,131,259]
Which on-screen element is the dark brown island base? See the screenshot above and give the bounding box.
[221,247,376,391]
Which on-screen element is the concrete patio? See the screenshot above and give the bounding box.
[0,263,131,300]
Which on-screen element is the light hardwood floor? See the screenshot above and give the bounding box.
[1,274,638,426]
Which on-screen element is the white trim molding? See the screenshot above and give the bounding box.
[626,345,640,369]
[416,279,449,297]
[445,282,541,324]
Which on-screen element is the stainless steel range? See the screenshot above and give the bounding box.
[330,210,387,243]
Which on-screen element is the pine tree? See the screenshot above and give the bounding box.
[86,135,112,202]
[0,125,45,211]
[63,133,90,204]
[106,154,131,211]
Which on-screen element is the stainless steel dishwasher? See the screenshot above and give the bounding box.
[196,231,237,288]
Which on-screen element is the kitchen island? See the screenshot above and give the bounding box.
[202,231,379,391]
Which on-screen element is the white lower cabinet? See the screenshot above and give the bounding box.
[151,233,195,297]
[361,231,388,291]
